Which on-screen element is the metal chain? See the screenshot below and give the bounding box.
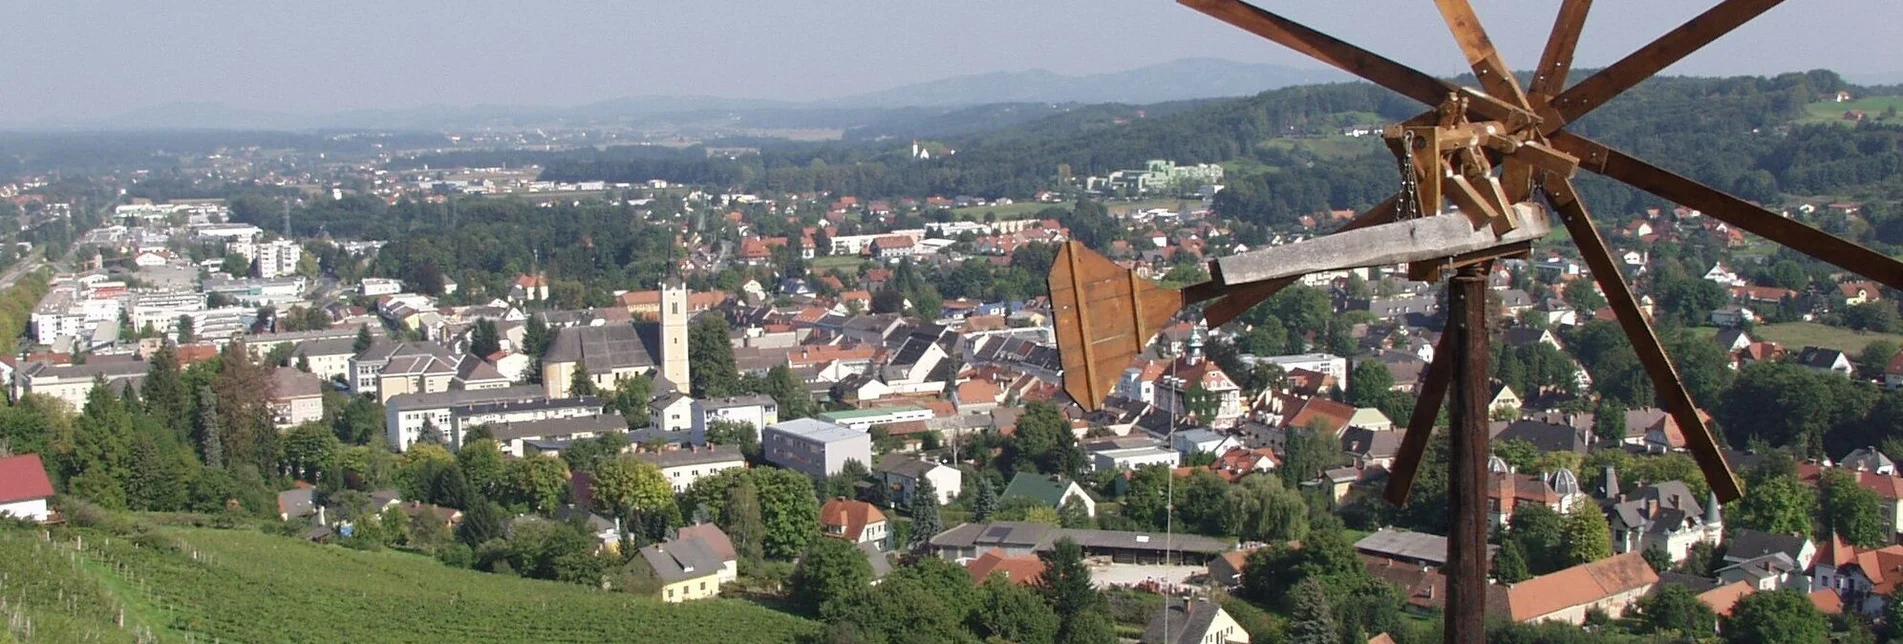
[1396,130,1422,220]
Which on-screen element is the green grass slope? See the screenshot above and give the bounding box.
[0,524,817,643]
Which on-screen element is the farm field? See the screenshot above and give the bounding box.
[0,525,817,643]
[1800,96,1903,124]
[1693,321,1903,356]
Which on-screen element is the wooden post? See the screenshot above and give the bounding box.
[1444,263,1491,644]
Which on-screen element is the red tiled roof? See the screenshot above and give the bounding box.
[819,498,886,542]
[0,454,54,504]
[1809,589,1845,615]
[967,548,1046,585]
[1504,552,1658,622]
[1697,581,1755,617]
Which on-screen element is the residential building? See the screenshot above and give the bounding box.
[290,337,360,381]
[488,413,629,457]
[1084,436,1181,473]
[225,238,302,279]
[762,418,873,479]
[821,498,890,551]
[1501,552,1659,625]
[640,531,732,603]
[0,454,56,523]
[1843,447,1898,475]
[650,392,694,432]
[1170,428,1242,456]
[1605,479,1723,564]
[385,386,601,451]
[688,395,780,444]
[359,278,403,296]
[1793,346,1854,378]
[816,406,933,430]
[1252,353,1349,383]
[1141,598,1249,644]
[876,454,961,505]
[1000,473,1097,518]
[14,360,148,409]
[270,367,324,428]
[1487,458,1587,528]
[1811,535,1903,615]
[632,445,747,493]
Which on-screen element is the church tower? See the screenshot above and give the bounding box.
[661,273,691,391]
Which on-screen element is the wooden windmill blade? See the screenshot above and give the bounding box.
[1551,132,1903,291]
[1383,328,1459,506]
[1547,0,1790,126]
[1431,0,1528,108]
[1529,0,1594,98]
[1176,0,1527,122]
[1544,178,1744,502]
[1049,241,1184,411]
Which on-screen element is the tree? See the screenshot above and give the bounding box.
[971,477,999,523]
[568,363,597,397]
[1642,544,1673,574]
[1038,538,1105,644]
[354,325,373,353]
[789,537,873,615]
[1819,468,1888,547]
[1592,400,1629,443]
[457,499,503,547]
[720,475,767,567]
[1287,578,1339,644]
[590,457,673,521]
[1732,468,1816,535]
[1006,402,1082,477]
[142,344,191,441]
[1723,589,1829,644]
[607,375,653,425]
[703,419,760,459]
[972,574,1060,644]
[1281,423,1339,489]
[764,364,813,420]
[689,316,741,397]
[1858,339,1899,380]
[456,438,507,500]
[1560,503,1613,567]
[430,467,474,511]
[908,478,942,550]
[497,454,568,514]
[176,315,196,344]
[1634,582,1717,636]
[1057,495,1092,529]
[1493,539,1531,583]
[469,319,501,359]
[753,468,822,559]
[193,386,223,468]
[1507,503,1567,575]
[281,423,340,482]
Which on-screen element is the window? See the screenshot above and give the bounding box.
[699,581,706,591]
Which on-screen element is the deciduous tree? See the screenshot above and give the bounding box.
[789,537,872,615]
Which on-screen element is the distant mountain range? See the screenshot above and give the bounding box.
[33,58,1341,132]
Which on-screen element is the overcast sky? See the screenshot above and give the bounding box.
[4,0,1895,123]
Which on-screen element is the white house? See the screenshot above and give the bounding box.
[689,395,780,444]
[1169,428,1242,457]
[360,278,404,296]
[876,454,962,505]
[0,454,55,523]
[632,445,747,494]
[650,393,695,432]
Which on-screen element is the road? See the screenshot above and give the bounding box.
[0,252,44,290]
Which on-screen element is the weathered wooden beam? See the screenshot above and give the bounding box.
[1545,178,1743,502]
[1530,0,1594,98]
[1445,263,1492,644]
[1211,204,1550,287]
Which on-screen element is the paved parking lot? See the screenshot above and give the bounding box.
[1090,563,1205,590]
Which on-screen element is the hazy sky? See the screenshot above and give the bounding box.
[4,0,1895,123]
